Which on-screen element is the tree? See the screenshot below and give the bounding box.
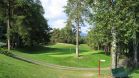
[0,0,16,51]
[65,0,87,57]
[50,28,61,43]
[0,0,50,49]
[50,25,76,44]
[87,0,139,68]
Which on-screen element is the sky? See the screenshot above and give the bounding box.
[40,0,89,34]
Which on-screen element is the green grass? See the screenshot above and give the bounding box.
[2,43,139,78]
[12,43,111,68]
[130,68,139,78]
[0,54,111,78]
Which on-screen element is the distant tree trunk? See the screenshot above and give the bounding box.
[108,44,110,52]
[7,18,10,51]
[133,31,138,67]
[104,45,107,55]
[7,2,10,51]
[116,45,120,67]
[97,44,99,50]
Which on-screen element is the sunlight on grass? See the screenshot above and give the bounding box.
[12,43,111,68]
[0,54,111,78]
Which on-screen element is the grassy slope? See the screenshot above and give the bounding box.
[0,54,110,78]
[12,43,110,68]
[130,68,139,78]
[0,54,57,78]
[2,43,139,77]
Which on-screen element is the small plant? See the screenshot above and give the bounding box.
[0,49,14,57]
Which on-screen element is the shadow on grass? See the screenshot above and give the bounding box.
[92,52,111,56]
[125,68,139,78]
[15,46,89,55]
[129,68,139,77]
[0,51,38,65]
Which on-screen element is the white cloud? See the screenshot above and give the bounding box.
[45,0,67,19]
[50,19,66,29]
[40,0,67,29]
[81,27,88,34]
[40,0,89,34]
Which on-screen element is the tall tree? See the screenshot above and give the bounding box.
[65,0,87,57]
[0,0,13,51]
[87,0,139,68]
[0,0,50,48]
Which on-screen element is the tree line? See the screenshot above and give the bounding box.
[0,0,139,69]
[65,0,139,68]
[0,0,50,51]
[86,0,139,68]
[50,25,85,44]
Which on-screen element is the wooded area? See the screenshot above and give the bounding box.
[0,0,50,49]
[0,0,139,78]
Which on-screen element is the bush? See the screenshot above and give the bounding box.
[0,49,14,57]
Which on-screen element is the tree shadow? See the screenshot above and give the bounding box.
[128,68,139,78]
[15,46,89,55]
[130,68,139,74]
[15,46,55,54]
[92,52,111,56]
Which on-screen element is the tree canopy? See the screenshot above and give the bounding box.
[0,0,50,48]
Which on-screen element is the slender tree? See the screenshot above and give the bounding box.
[7,1,10,51]
[65,0,87,57]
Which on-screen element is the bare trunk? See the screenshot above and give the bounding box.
[111,27,117,69]
[7,19,10,51]
[76,17,79,57]
[116,45,120,67]
[7,2,10,51]
[76,1,80,57]
[109,0,117,69]
[133,31,138,67]
[76,26,79,57]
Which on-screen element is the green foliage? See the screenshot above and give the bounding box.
[50,25,86,44]
[50,25,76,44]
[87,0,139,54]
[0,0,50,47]
[50,28,61,43]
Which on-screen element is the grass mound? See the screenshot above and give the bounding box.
[12,43,111,68]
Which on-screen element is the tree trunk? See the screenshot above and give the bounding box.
[97,44,99,50]
[111,27,117,69]
[7,2,10,51]
[76,1,80,57]
[76,24,79,57]
[116,45,120,67]
[133,31,138,67]
[76,15,79,57]
[7,18,10,51]
[109,0,117,69]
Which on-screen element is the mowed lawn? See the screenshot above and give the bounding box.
[1,43,139,78]
[0,54,111,78]
[12,43,111,68]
